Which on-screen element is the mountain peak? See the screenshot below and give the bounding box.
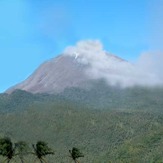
[64,40,113,64]
[63,40,125,66]
[6,40,128,94]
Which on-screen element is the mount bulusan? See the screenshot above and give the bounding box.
[1,41,163,163]
[6,40,161,94]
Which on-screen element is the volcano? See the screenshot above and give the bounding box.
[6,40,130,94]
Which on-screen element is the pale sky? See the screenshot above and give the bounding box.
[0,0,162,92]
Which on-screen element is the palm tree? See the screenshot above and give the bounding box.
[0,137,16,163]
[69,147,84,163]
[32,141,54,163]
[15,141,29,163]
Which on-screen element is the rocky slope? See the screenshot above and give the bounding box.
[6,51,126,94]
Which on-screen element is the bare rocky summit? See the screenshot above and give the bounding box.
[6,53,125,94]
[6,40,129,94]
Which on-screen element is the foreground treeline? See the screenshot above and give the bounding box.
[0,137,84,163]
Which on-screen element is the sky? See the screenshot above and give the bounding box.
[0,0,162,93]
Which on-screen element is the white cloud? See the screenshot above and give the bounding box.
[64,40,163,87]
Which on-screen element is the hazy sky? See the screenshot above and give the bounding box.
[0,0,162,92]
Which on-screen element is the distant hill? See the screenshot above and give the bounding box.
[1,80,163,113]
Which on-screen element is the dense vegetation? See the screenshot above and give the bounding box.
[0,83,163,162]
[1,81,163,112]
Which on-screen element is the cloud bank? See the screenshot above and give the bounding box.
[64,40,163,87]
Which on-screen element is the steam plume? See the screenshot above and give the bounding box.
[64,40,163,87]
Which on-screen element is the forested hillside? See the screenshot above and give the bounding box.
[0,84,163,162]
[0,101,163,162]
[1,81,163,112]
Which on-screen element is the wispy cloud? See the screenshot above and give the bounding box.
[149,0,163,50]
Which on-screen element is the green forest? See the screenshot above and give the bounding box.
[0,84,163,162]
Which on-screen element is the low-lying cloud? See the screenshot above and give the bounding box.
[64,40,163,87]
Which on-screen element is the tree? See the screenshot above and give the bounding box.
[0,137,16,163]
[15,141,29,163]
[69,147,84,163]
[32,141,54,163]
